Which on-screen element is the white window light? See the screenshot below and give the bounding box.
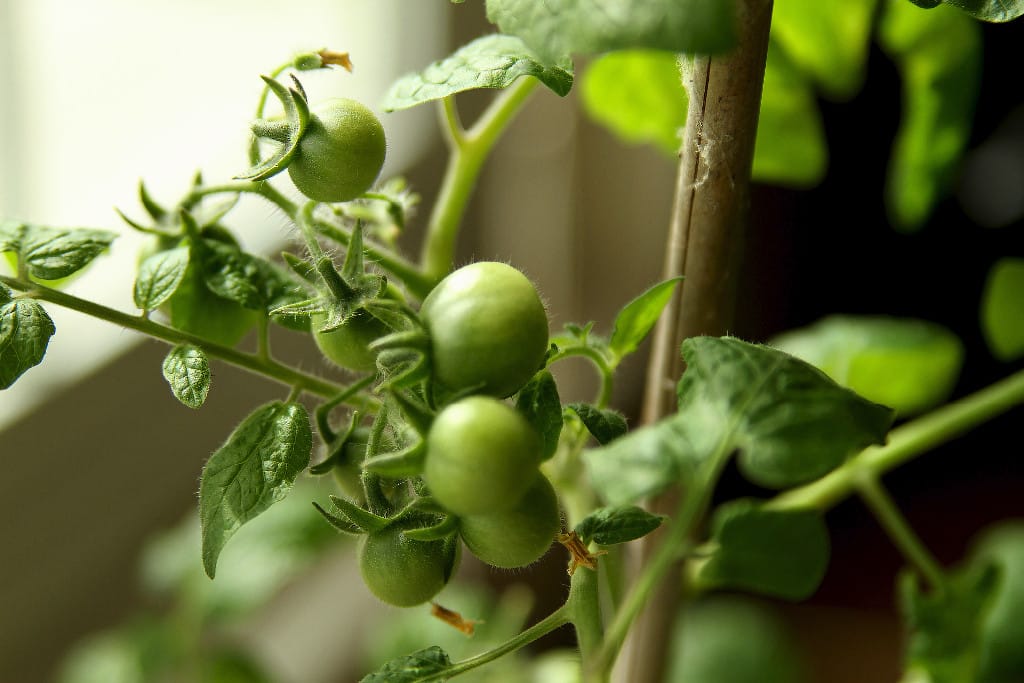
[0,0,446,429]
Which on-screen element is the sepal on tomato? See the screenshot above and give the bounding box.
[236,75,310,183]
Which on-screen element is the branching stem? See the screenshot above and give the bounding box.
[419,77,539,283]
[2,274,355,401]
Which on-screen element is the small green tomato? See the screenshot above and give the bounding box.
[424,396,542,517]
[420,261,549,398]
[312,310,389,373]
[288,98,387,203]
[460,473,560,568]
[358,524,459,607]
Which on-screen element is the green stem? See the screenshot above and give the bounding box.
[594,459,720,676]
[186,181,297,217]
[547,346,615,409]
[2,275,351,400]
[569,566,605,683]
[768,366,1024,512]
[431,605,571,681]
[856,474,947,591]
[188,182,430,297]
[256,314,271,362]
[419,78,539,283]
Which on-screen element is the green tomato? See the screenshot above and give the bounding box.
[358,524,459,607]
[424,396,542,517]
[164,261,260,347]
[137,228,258,347]
[420,261,549,398]
[459,473,560,568]
[313,310,389,373]
[288,98,386,203]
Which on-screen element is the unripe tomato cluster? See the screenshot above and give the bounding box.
[420,263,561,570]
[350,262,560,606]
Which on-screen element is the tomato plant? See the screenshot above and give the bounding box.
[2,4,1024,683]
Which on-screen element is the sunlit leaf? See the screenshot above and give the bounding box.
[753,42,828,187]
[771,0,878,99]
[772,315,963,416]
[383,34,573,112]
[486,0,736,64]
[580,50,687,154]
[980,258,1024,361]
[878,0,981,231]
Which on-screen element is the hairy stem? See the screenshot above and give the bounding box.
[570,567,605,683]
[419,77,539,283]
[432,605,571,681]
[2,275,352,400]
[187,182,429,296]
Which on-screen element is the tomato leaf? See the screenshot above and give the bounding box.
[0,298,56,389]
[579,45,826,188]
[967,522,1024,680]
[0,221,22,255]
[752,41,828,188]
[680,337,893,488]
[134,246,190,311]
[161,344,211,409]
[576,505,664,545]
[199,401,312,578]
[360,646,452,683]
[919,0,1024,20]
[586,337,893,504]
[383,34,573,112]
[485,0,736,64]
[878,0,981,231]
[199,240,309,323]
[200,241,265,310]
[567,403,628,445]
[516,371,563,460]
[770,0,878,100]
[669,598,805,683]
[772,315,963,417]
[980,258,1024,362]
[3,224,117,280]
[695,499,830,600]
[580,50,688,155]
[585,414,690,505]
[899,563,1000,682]
[609,277,682,361]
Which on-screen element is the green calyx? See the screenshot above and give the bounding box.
[236,75,311,183]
